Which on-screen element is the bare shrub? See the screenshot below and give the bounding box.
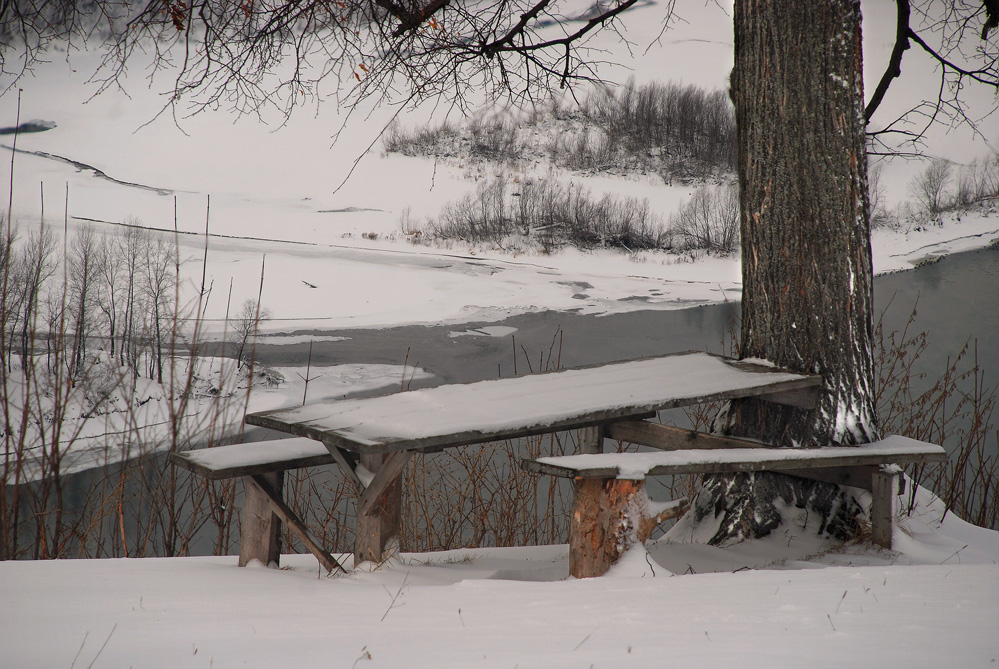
[954,152,999,206]
[875,306,997,530]
[1,214,244,560]
[384,79,736,182]
[868,163,891,229]
[669,183,740,254]
[234,298,272,368]
[909,158,953,215]
[428,176,670,253]
[467,114,521,161]
[573,79,737,180]
[382,121,461,157]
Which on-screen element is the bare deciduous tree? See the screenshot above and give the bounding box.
[234,298,272,368]
[142,237,177,384]
[909,158,953,215]
[67,223,99,379]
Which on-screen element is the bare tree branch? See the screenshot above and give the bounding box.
[865,0,997,153]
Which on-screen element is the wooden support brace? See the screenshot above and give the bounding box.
[246,474,348,574]
[239,472,283,569]
[783,465,878,491]
[606,421,769,451]
[578,424,606,454]
[355,451,410,564]
[321,438,366,492]
[871,465,902,550]
[757,385,821,409]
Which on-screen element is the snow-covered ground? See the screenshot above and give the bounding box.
[1,482,996,667]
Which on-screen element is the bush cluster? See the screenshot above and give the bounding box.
[414,176,741,255]
[384,79,736,183]
[554,79,736,181]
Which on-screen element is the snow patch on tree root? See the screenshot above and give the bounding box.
[683,471,866,546]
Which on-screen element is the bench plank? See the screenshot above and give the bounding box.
[246,352,822,455]
[169,438,334,480]
[522,435,947,479]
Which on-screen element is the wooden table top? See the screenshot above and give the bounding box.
[245,351,822,454]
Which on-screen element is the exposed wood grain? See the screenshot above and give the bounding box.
[521,443,946,479]
[757,386,821,409]
[578,425,606,454]
[569,478,645,578]
[782,465,878,491]
[357,451,412,516]
[320,438,366,492]
[248,408,681,456]
[569,479,689,578]
[524,460,621,479]
[640,497,689,538]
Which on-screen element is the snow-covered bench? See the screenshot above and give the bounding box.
[174,351,833,573]
[169,438,347,573]
[520,430,947,577]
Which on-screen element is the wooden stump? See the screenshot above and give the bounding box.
[239,471,283,568]
[569,477,685,578]
[355,452,404,564]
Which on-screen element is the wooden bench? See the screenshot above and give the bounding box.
[170,351,860,572]
[170,437,348,573]
[521,430,947,577]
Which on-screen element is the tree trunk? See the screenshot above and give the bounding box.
[694,0,878,545]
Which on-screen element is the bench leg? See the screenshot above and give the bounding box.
[355,452,406,565]
[570,477,648,578]
[239,471,283,568]
[871,465,902,550]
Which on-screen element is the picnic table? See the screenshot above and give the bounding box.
[172,350,945,577]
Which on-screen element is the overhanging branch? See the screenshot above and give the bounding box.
[865,0,911,122]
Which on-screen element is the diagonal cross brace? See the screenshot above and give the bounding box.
[248,474,348,574]
[320,437,366,492]
[357,451,412,517]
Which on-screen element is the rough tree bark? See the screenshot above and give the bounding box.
[691,0,878,545]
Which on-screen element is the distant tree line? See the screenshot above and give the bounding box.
[2,220,178,387]
[407,176,740,255]
[385,79,737,184]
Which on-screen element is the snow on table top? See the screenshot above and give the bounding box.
[246,352,816,452]
[534,435,947,479]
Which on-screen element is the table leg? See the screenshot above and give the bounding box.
[355,452,408,565]
[579,425,606,454]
